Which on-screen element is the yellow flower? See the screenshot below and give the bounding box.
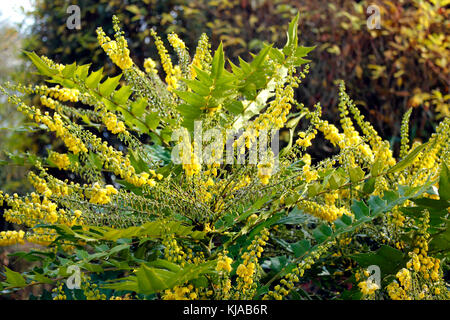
[358,279,379,296]
[168,32,186,50]
[48,152,71,170]
[96,18,133,70]
[216,256,233,273]
[0,230,25,246]
[143,58,158,74]
[103,112,127,135]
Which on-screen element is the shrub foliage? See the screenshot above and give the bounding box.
[0,15,449,300]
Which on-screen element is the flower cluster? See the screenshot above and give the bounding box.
[0,230,25,246]
[162,284,197,300]
[96,16,133,70]
[298,200,350,223]
[264,241,333,300]
[190,33,212,78]
[103,112,127,135]
[45,85,79,102]
[88,183,119,205]
[151,29,181,92]
[234,228,269,299]
[16,102,88,155]
[356,268,380,298]
[48,152,71,170]
[143,57,158,75]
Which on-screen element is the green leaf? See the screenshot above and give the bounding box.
[174,90,205,108]
[363,177,376,194]
[211,42,225,79]
[224,100,244,115]
[269,48,285,63]
[387,142,428,174]
[351,245,407,277]
[193,67,212,85]
[291,239,312,258]
[4,267,27,287]
[351,200,370,220]
[103,260,217,295]
[283,12,300,55]
[99,74,122,97]
[62,62,77,78]
[313,224,333,243]
[267,256,288,274]
[32,273,54,285]
[88,151,103,170]
[250,44,272,68]
[24,51,58,77]
[349,166,365,184]
[307,182,322,197]
[277,208,310,225]
[98,220,206,241]
[112,85,133,105]
[294,46,315,58]
[136,264,170,293]
[439,162,450,201]
[74,64,91,81]
[328,172,346,189]
[371,158,384,177]
[130,97,147,118]
[85,67,104,89]
[183,79,210,96]
[145,112,160,130]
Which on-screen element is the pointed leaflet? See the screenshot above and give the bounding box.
[103,260,217,294]
[182,79,210,96]
[386,142,428,174]
[351,200,370,220]
[136,264,172,294]
[439,162,450,201]
[24,51,58,77]
[349,166,365,183]
[283,12,300,55]
[85,67,104,89]
[211,42,225,79]
[351,245,407,277]
[99,74,122,97]
[130,97,147,118]
[4,267,27,287]
[62,62,77,78]
[74,64,91,81]
[291,239,312,258]
[112,85,133,105]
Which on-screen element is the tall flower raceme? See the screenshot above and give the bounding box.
[0,14,449,300]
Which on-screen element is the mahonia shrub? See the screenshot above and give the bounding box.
[19,0,449,182]
[0,15,449,300]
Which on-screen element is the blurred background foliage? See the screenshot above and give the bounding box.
[1,0,449,187]
[0,18,32,232]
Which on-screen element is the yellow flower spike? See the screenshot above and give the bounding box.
[48,152,71,170]
[103,112,127,135]
[190,33,212,79]
[167,32,186,50]
[143,57,158,74]
[96,18,133,71]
